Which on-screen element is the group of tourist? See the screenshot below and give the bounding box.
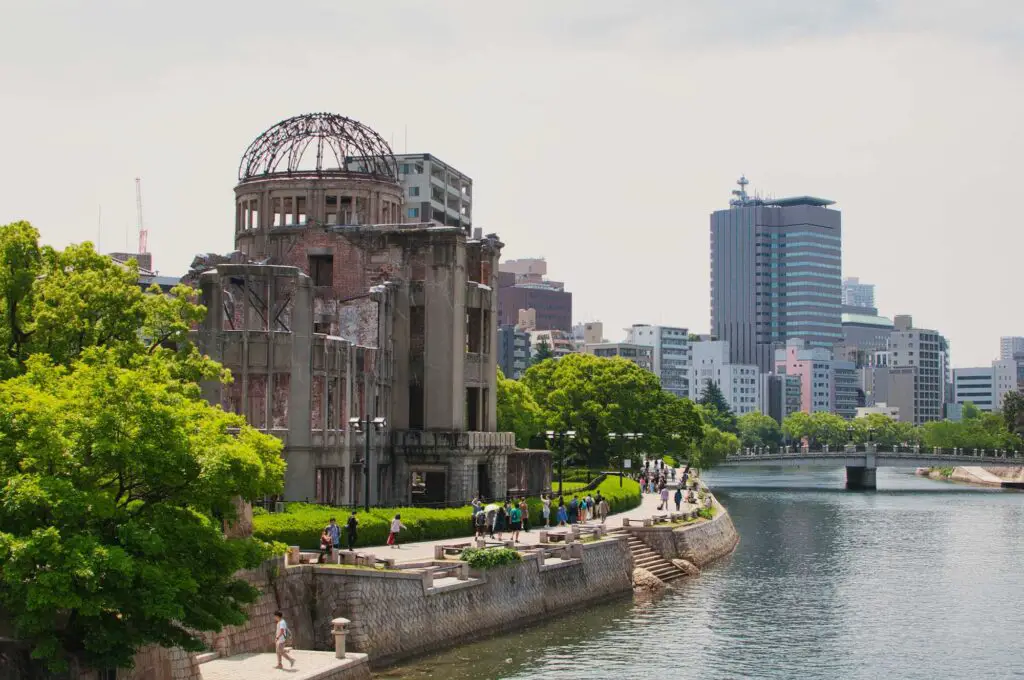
[317,511,409,561]
[471,496,531,542]
[549,492,610,526]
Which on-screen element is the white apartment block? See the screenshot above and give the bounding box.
[584,342,655,372]
[688,341,761,415]
[394,153,472,232]
[529,330,576,359]
[625,324,691,398]
[1000,336,1024,361]
[993,358,1018,409]
[953,367,996,412]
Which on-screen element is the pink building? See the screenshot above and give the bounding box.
[774,339,834,414]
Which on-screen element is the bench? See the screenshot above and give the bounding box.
[474,538,515,550]
[539,530,570,544]
[433,542,473,560]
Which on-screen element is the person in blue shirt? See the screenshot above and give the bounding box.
[326,517,341,551]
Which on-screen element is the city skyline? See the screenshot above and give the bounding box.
[3,1,1024,367]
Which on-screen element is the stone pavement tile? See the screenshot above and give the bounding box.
[199,650,368,680]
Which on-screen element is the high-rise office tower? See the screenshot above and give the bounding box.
[999,336,1024,361]
[710,176,843,372]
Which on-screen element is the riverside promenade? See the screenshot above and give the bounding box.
[350,480,698,564]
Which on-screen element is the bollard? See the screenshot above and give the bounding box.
[622,518,632,528]
[332,617,350,659]
[457,562,470,580]
[433,545,445,560]
[539,531,549,544]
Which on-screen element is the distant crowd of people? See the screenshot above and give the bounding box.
[468,491,611,542]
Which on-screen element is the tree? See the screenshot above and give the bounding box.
[737,412,782,449]
[532,337,555,364]
[810,412,851,448]
[648,391,704,465]
[782,411,813,444]
[496,368,543,447]
[0,224,286,673]
[692,424,739,469]
[1002,391,1024,438]
[696,380,737,433]
[522,353,667,469]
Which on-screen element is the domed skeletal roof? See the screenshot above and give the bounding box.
[237,112,398,182]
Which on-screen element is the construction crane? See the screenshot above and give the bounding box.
[135,177,148,254]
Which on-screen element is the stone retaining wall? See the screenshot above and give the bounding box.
[627,503,739,568]
[308,537,634,665]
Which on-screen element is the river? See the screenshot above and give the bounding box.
[374,468,1024,680]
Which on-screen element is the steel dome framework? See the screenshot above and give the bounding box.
[237,112,399,182]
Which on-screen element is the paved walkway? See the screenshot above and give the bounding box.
[347,477,699,564]
[199,650,369,680]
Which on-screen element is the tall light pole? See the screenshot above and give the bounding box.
[609,433,642,487]
[350,416,387,512]
[546,429,576,496]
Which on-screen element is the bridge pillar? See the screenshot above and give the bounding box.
[846,466,876,491]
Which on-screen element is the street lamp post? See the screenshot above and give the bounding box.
[350,415,387,513]
[609,433,643,487]
[546,429,576,496]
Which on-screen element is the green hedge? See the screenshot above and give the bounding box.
[252,477,642,550]
[461,547,522,569]
[252,505,474,550]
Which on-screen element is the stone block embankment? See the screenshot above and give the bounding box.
[628,503,739,568]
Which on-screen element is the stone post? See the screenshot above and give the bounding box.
[332,617,350,659]
[287,546,301,565]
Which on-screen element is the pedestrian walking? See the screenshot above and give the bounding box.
[659,486,669,511]
[317,528,333,564]
[674,488,683,511]
[326,517,341,551]
[568,496,579,525]
[557,498,568,526]
[486,506,497,538]
[509,502,522,542]
[598,497,609,524]
[495,503,508,540]
[387,513,407,549]
[273,611,295,669]
[542,494,552,527]
[345,511,358,551]
[519,498,530,532]
[475,507,487,538]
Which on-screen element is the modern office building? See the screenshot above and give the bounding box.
[498,325,531,379]
[842,277,876,310]
[875,315,949,425]
[953,367,996,412]
[572,321,605,348]
[774,338,858,417]
[759,373,803,423]
[497,258,572,332]
[624,324,691,397]
[1000,336,1024,361]
[584,342,655,372]
[840,312,894,363]
[993,358,1019,409]
[710,176,842,372]
[393,153,472,233]
[688,340,761,415]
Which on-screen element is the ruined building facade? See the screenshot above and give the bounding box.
[192,113,547,507]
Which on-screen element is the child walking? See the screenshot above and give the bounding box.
[387,513,407,548]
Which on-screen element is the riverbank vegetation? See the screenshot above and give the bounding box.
[0,223,286,673]
[253,476,643,549]
[499,355,739,472]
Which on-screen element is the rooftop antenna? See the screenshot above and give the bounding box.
[730,174,751,206]
[135,177,148,254]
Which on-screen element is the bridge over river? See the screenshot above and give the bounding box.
[720,445,1024,489]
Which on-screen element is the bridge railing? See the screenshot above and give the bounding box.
[731,446,1023,460]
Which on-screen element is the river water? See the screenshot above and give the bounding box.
[375,468,1024,680]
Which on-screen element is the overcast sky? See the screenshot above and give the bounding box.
[2,1,1022,367]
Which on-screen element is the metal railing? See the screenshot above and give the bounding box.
[727,445,1022,460]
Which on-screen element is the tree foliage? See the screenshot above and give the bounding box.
[0,223,286,673]
[696,380,737,433]
[496,368,543,447]
[532,337,555,363]
[737,412,782,448]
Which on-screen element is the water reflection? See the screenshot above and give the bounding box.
[377,469,1024,680]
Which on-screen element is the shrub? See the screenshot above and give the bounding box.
[461,547,522,569]
[252,477,643,549]
[698,507,714,521]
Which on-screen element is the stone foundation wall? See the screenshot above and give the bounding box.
[308,537,633,665]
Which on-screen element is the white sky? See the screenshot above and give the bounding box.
[2,1,1022,367]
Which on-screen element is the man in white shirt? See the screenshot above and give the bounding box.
[274,611,296,669]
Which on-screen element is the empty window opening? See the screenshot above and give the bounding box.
[316,467,344,505]
[297,196,307,224]
[409,384,424,430]
[325,195,338,225]
[284,197,294,225]
[309,254,334,287]
[466,387,481,431]
[466,309,483,353]
[249,200,259,230]
[410,470,446,507]
[272,197,282,226]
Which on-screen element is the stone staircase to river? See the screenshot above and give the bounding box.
[611,529,685,583]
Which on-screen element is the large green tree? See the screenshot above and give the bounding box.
[532,337,555,364]
[696,380,737,433]
[496,368,543,447]
[0,222,285,673]
[648,391,705,465]
[737,412,782,449]
[693,423,739,469]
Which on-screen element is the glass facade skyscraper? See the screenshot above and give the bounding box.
[710,177,842,372]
